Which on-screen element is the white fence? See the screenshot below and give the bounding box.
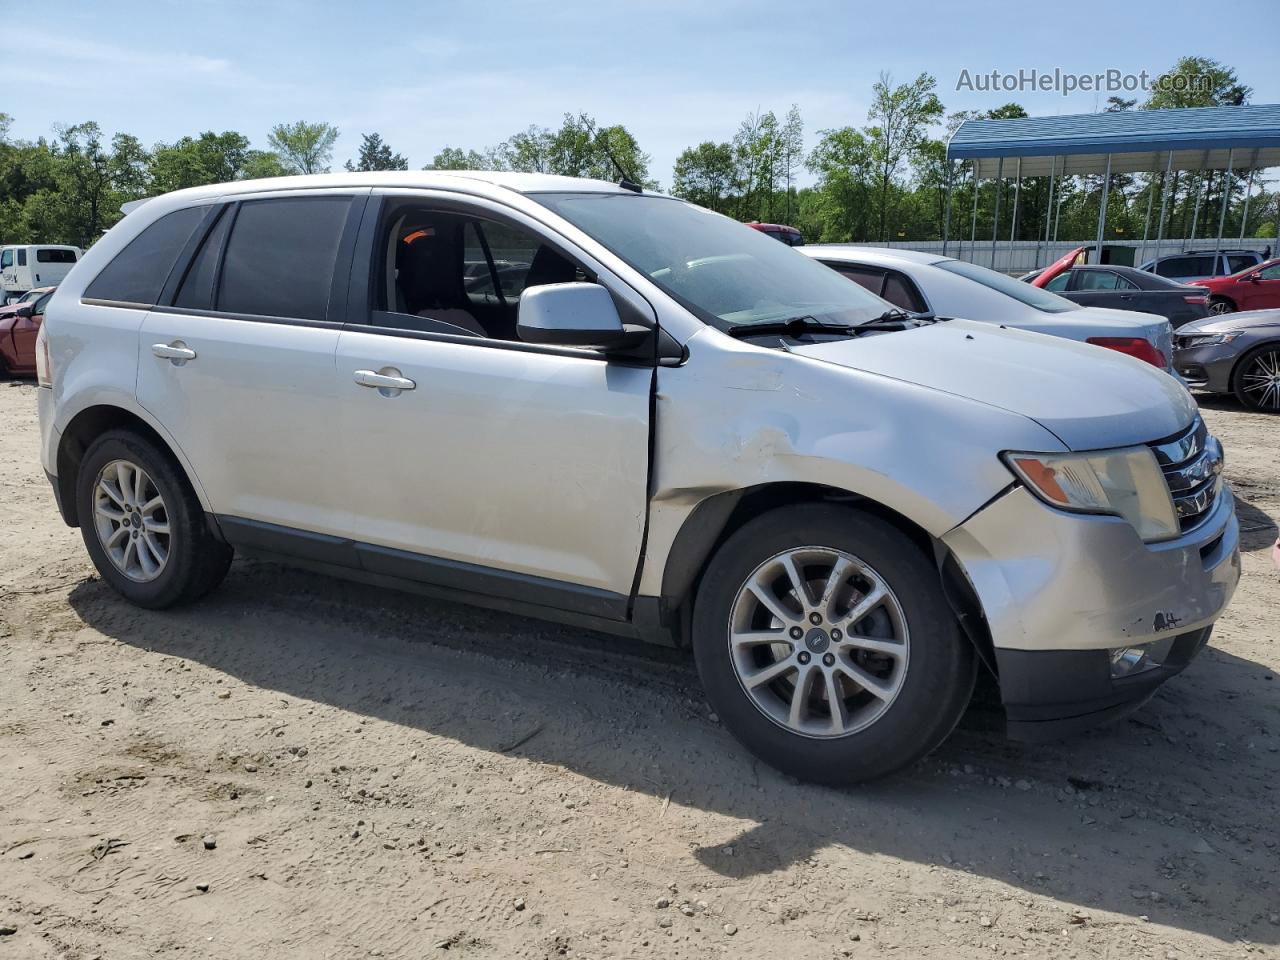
[844,238,1276,276]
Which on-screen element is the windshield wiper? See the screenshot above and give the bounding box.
[859,308,937,328]
[725,315,858,339]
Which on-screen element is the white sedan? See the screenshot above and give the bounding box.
[802,246,1175,372]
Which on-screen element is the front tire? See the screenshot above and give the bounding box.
[1208,297,1235,315]
[76,430,232,608]
[1232,344,1280,412]
[692,504,975,784]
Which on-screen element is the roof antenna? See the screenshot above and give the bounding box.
[579,113,642,192]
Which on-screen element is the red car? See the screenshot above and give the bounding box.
[1190,258,1280,315]
[746,222,805,246]
[0,285,52,377]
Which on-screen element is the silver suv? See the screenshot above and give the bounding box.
[35,172,1240,783]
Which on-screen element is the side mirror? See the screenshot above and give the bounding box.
[517,282,643,349]
[1246,272,1262,283]
[15,304,33,318]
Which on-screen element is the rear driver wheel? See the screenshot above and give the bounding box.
[76,430,232,608]
[692,504,975,784]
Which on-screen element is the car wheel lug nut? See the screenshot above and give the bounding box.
[823,653,835,667]
[798,652,810,665]
[809,613,821,625]
[789,626,803,640]
[831,629,842,641]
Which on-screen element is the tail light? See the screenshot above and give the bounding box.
[1182,295,1208,305]
[35,322,52,387]
[1086,336,1166,368]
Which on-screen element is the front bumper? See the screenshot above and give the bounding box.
[1172,343,1237,393]
[944,482,1240,736]
[997,628,1212,740]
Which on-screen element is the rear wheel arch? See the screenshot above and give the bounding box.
[56,404,208,528]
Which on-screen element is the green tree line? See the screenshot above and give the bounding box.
[2,55,1275,248]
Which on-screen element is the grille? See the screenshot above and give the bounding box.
[1148,418,1223,533]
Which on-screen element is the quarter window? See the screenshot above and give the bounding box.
[827,263,886,296]
[84,206,207,305]
[216,197,350,321]
[881,271,928,312]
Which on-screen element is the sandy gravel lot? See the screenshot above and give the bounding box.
[0,379,1277,959]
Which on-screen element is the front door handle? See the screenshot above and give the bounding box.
[354,368,416,394]
[152,341,196,365]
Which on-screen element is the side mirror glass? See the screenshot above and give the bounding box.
[15,304,33,318]
[518,282,641,349]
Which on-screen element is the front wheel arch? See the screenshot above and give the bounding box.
[1208,296,1236,315]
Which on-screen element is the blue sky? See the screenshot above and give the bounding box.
[6,0,1278,186]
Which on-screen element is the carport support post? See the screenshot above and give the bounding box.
[1093,154,1112,265]
[1038,156,1058,269]
[990,156,1004,271]
[942,160,954,256]
[1239,167,1255,241]
[1215,148,1235,250]
[1009,157,1022,245]
[968,160,980,261]
[1139,163,1155,266]
[1155,151,1174,248]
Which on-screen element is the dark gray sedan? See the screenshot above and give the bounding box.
[1174,309,1280,412]
[1021,265,1211,328]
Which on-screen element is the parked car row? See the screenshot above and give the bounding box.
[32,171,1239,787]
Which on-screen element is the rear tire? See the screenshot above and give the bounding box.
[691,504,975,785]
[76,430,232,608]
[1232,344,1280,412]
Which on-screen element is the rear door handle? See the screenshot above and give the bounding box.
[353,368,416,393]
[152,342,196,364]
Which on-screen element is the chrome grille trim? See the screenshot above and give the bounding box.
[1149,418,1223,534]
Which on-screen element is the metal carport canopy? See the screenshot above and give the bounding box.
[948,104,1280,178]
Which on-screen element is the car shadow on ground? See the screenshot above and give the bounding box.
[66,557,1278,947]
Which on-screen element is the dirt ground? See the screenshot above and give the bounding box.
[0,379,1277,960]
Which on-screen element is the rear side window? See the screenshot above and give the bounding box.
[174,206,233,310]
[84,207,206,305]
[216,197,350,321]
[1043,272,1070,291]
[882,271,927,312]
[1228,255,1259,274]
[36,249,76,263]
[1077,270,1135,291]
[17,249,27,266]
[827,263,886,295]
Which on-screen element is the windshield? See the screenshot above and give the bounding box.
[532,193,890,329]
[935,258,1077,313]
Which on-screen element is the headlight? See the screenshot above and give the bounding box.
[1003,447,1179,542]
[1179,332,1240,347]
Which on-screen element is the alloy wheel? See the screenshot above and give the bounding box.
[1240,349,1280,411]
[728,546,909,738]
[92,459,171,582]
[1208,300,1233,315]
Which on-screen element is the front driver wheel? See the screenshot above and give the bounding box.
[692,504,975,784]
[1208,297,1235,315]
[76,430,232,608]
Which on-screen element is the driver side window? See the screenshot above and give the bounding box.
[371,207,587,341]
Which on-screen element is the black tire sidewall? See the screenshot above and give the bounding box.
[1232,344,1280,411]
[692,504,975,784]
[76,431,213,608]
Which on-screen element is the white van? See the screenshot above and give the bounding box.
[1,245,83,301]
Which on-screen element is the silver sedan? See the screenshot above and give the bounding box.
[1173,309,1280,412]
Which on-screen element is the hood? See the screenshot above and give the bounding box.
[790,318,1196,451]
[1178,309,1280,335]
[1031,244,1088,288]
